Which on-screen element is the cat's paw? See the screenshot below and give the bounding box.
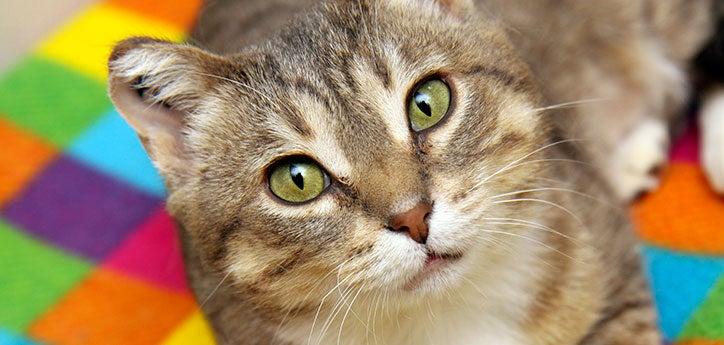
[701,89,724,194]
[608,119,669,201]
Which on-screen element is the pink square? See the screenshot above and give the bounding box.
[670,124,699,164]
[103,208,189,291]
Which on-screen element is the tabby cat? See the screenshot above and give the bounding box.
[107,0,723,344]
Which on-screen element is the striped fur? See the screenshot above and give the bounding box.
[108,0,720,344]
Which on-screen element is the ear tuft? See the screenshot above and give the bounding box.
[109,37,210,114]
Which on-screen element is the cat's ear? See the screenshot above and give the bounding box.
[108,37,229,186]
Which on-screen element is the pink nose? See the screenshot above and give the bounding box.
[388,202,432,244]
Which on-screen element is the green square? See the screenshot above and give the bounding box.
[679,277,724,340]
[0,55,111,146]
[0,220,92,332]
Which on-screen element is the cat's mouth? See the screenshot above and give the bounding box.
[426,251,463,264]
[403,251,463,292]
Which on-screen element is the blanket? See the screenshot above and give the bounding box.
[0,1,721,344]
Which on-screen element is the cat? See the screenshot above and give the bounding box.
[106,0,722,344]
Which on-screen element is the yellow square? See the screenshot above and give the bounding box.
[37,3,185,81]
[161,310,217,345]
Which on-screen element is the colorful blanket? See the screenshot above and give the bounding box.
[0,1,721,344]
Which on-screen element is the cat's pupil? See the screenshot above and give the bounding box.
[414,92,432,117]
[290,164,305,190]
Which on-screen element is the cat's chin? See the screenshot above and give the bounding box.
[401,251,465,295]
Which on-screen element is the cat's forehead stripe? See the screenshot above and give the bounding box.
[348,52,412,147]
[277,102,314,138]
[372,54,392,90]
[284,90,354,178]
[291,78,336,115]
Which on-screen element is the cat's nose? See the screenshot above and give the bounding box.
[388,202,432,244]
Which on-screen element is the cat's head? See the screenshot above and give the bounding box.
[109,0,548,313]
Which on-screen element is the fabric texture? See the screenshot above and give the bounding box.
[0,1,721,344]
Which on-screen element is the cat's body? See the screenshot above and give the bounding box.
[483,0,718,200]
[107,1,722,344]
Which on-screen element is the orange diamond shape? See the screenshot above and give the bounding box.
[29,269,196,345]
[0,117,57,207]
[633,163,724,254]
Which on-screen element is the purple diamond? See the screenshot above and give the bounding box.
[2,155,162,261]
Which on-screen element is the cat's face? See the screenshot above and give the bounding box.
[109,0,547,313]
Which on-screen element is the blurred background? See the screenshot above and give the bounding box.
[0,0,91,70]
[0,1,722,344]
[0,1,216,344]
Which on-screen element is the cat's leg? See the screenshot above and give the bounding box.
[607,118,669,201]
[561,100,673,203]
[701,86,724,193]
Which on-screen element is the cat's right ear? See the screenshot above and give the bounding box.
[108,37,228,186]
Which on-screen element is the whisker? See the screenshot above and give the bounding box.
[460,276,488,300]
[366,290,381,345]
[307,260,356,345]
[481,236,558,270]
[336,283,366,345]
[465,138,585,195]
[532,97,610,113]
[346,291,371,334]
[191,70,309,127]
[274,258,356,344]
[385,289,394,327]
[200,270,232,308]
[317,264,371,345]
[479,228,583,263]
[488,186,616,209]
[192,71,275,105]
[271,304,295,345]
[315,284,354,345]
[425,299,436,322]
[529,176,576,187]
[316,273,362,345]
[503,158,595,172]
[484,219,586,247]
[492,197,584,225]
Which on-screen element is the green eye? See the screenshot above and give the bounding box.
[408,79,451,131]
[269,159,329,203]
